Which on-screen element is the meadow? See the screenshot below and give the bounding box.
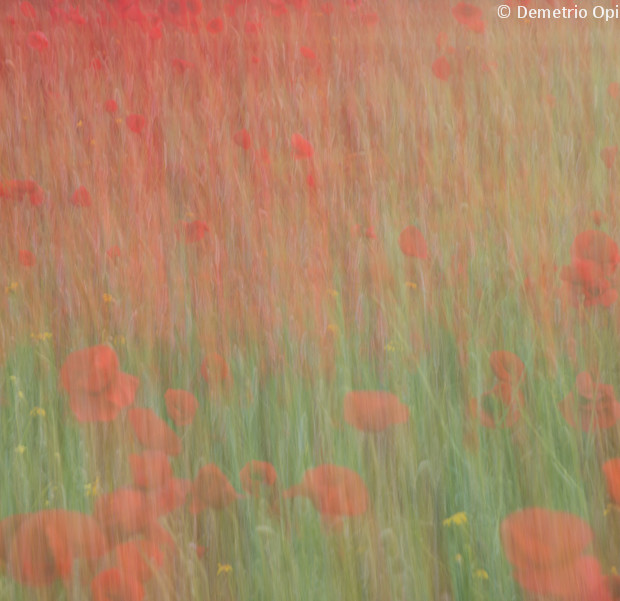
[1,0,620,599]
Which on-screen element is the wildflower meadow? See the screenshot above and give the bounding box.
[2,0,620,599]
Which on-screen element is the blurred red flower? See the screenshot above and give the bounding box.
[452,3,485,33]
[60,346,139,423]
[164,389,198,426]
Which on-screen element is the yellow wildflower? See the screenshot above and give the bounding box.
[217,563,232,576]
[405,281,417,289]
[443,512,467,527]
[85,476,101,498]
[15,445,26,455]
[473,569,489,581]
[30,407,46,417]
[103,293,115,304]
[5,282,18,293]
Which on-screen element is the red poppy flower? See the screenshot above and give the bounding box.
[452,3,485,33]
[205,17,223,34]
[92,567,145,601]
[9,510,107,587]
[501,508,593,570]
[432,56,450,81]
[291,133,314,159]
[183,220,209,243]
[27,31,49,51]
[571,230,620,275]
[128,408,182,456]
[561,258,607,293]
[70,185,92,207]
[186,0,202,16]
[300,46,316,61]
[343,391,409,433]
[114,538,164,583]
[66,374,139,423]
[512,555,611,600]
[561,230,620,307]
[239,461,277,496]
[398,225,428,259]
[103,100,117,116]
[18,250,36,267]
[601,146,618,170]
[94,488,156,542]
[146,477,192,516]
[501,508,612,598]
[233,129,252,151]
[160,0,188,27]
[559,372,620,431]
[0,180,41,204]
[189,464,241,513]
[60,346,139,423]
[164,389,198,427]
[470,382,524,428]
[129,451,173,490]
[609,82,620,100]
[200,353,230,386]
[602,458,620,505]
[283,465,368,519]
[126,114,146,134]
[489,351,525,386]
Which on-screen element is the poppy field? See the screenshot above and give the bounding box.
[2,0,620,599]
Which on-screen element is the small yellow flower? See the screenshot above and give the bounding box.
[113,335,126,346]
[77,120,83,128]
[30,332,53,342]
[30,407,46,417]
[443,512,467,527]
[9,376,17,383]
[103,293,116,304]
[5,281,18,293]
[473,569,489,581]
[217,563,232,576]
[327,289,339,298]
[85,476,101,498]
[18,391,25,400]
[15,445,26,455]
[405,281,417,289]
[455,553,463,564]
